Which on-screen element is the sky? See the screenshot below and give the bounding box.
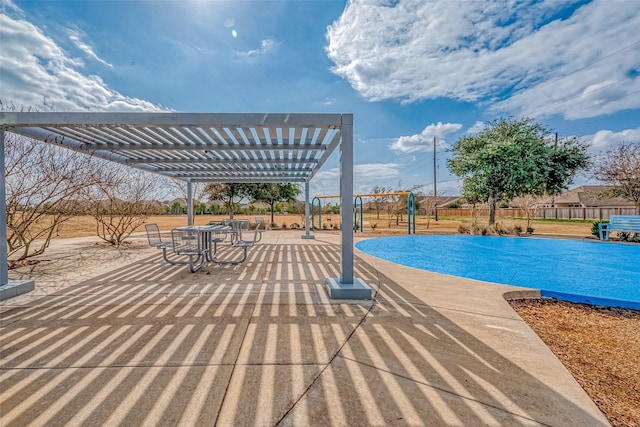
[1,0,639,199]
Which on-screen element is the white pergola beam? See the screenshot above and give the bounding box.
[125,158,320,165]
[0,112,343,127]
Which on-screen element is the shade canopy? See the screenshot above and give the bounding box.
[1,112,370,299]
[0,112,347,183]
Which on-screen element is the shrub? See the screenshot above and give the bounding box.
[370,223,378,231]
[447,201,461,208]
[290,222,300,229]
[470,224,488,235]
[513,225,523,235]
[592,220,609,237]
[526,227,534,234]
[618,232,640,242]
[458,224,470,234]
[281,222,288,229]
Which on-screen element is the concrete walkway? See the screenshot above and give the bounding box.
[1,231,609,426]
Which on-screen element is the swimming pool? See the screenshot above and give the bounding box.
[356,235,640,310]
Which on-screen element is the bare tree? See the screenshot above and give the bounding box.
[88,167,160,245]
[5,132,103,260]
[370,186,392,219]
[511,194,551,231]
[593,143,640,214]
[163,178,207,214]
[420,191,439,229]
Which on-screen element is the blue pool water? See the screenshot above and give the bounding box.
[356,236,640,310]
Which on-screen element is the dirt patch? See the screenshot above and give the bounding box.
[509,299,640,427]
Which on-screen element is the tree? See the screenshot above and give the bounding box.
[87,167,160,245]
[248,183,301,225]
[370,185,392,219]
[170,201,184,214]
[593,143,640,214]
[511,194,552,231]
[448,117,589,225]
[4,131,105,260]
[204,183,251,218]
[164,179,207,215]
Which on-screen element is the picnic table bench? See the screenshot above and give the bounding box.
[599,215,640,240]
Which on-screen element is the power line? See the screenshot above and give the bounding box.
[526,72,638,117]
[499,39,640,106]
[559,88,640,118]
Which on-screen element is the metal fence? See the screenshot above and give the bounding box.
[436,207,637,221]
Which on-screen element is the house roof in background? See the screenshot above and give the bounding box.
[0,112,349,184]
[553,185,633,207]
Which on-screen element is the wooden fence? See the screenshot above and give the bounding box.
[435,207,637,221]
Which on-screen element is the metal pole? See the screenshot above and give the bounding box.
[0,129,8,285]
[340,115,354,284]
[434,136,438,221]
[305,182,310,235]
[302,181,314,239]
[186,180,193,226]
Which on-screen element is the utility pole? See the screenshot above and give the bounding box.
[551,132,558,208]
[434,136,438,221]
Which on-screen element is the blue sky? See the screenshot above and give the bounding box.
[1,0,639,199]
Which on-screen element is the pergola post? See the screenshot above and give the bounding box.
[302,181,314,239]
[325,115,372,299]
[0,128,34,300]
[340,117,354,283]
[1,129,8,286]
[186,180,193,226]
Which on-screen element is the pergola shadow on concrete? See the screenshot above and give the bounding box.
[0,112,371,300]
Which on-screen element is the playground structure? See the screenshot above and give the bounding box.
[312,192,416,234]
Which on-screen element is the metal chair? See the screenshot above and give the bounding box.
[171,228,205,272]
[205,228,228,261]
[222,219,250,243]
[211,221,263,265]
[145,223,174,264]
[254,217,268,242]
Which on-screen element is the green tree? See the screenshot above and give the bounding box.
[170,201,183,214]
[195,202,207,215]
[448,117,589,225]
[204,183,251,219]
[248,183,301,225]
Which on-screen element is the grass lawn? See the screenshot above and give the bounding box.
[51,213,594,240]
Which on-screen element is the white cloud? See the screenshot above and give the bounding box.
[67,28,113,68]
[433,179,462,196]
[467,121,486,135]
[326,0,640,120]
[0,9,165,112]
[390,122,461,153]
[235,38,276,58]
[583,127,640,151]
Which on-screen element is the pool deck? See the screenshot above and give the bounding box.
[1,230,610,426]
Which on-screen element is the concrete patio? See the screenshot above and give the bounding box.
[1,230,609,426]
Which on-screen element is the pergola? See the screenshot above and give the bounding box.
[0,112,371,300]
